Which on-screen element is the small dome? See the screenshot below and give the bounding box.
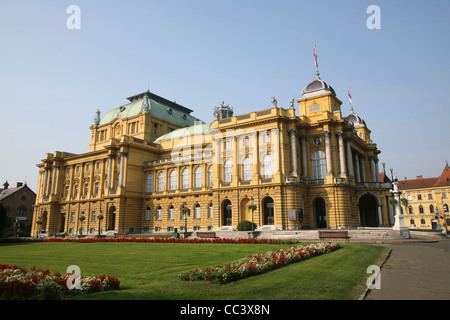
[347,109,366,127]
[302,76,336,98]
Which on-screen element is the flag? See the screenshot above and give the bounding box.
[348,87,352,105]
[314,45,318,68]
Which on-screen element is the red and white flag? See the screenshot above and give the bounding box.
[314,45,318,68]
[348,87,352,105]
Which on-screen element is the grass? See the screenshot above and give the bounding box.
[0,241,389,300]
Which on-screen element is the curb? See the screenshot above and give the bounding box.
[359,248,393,300]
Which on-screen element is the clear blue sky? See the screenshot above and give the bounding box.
[1,0,449,193]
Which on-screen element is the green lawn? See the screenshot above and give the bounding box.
[0,241,388,300]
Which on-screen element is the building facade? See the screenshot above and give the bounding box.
[31,72,392,237]
[0,181,36,232]
[398,163,450,231]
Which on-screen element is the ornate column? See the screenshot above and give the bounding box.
[51,165,59,196]
[289,129,298,175]
[42,167,50,197]
[370,156,376,182]
[354,153,361,182]
[345,138,354,179]
[119,152,128,188]
[107,154,115,191]
[337,132,347,177]
[324,131,333,176]
[360,155,366,182]
[300,135,308,178]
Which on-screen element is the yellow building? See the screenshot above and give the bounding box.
[398,163,450,231]
[31,70,392,237]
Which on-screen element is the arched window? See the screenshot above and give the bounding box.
[195,167,203,188]
[157,172,165,191]
[156,206,162,220]
[262,154,273,179]
[169,170,177,190]
[208,166,213,187]
[243,157,252,181]
[208,203,213,218]
[224,160,232,183]
[410,219,415,226]
[182,169,190,189]
[312,151,326,180]
[419,205,424,214]
[194,204,201,219]
[408,206,413,214]
[430,204,434,214]
[168,205,174,220]
[420,218,425,226]
[145,207,150,221]
[444,204,449,212]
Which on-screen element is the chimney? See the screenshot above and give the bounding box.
[416,175,423,179]
[16,182,23,187]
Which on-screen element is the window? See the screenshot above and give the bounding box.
[430,205,434,213]
[182,169,190,189]
[224,160,232,183]
[312,151,326,180]
[96,162,101,170]
[407,195,412,201]
[194,204,201,219]
[169,170,177,190]
[418,194,422,200]
[156,207,162,220]
[208,166,213,187]
[94,182,99,196]
[243,137,250,146]
[84,183,89,196]
[419,205,424,214]
[71,212,75,223]
[91,211,96,222]
[263,133,270,143]
[262,154,273,179]
[208,203,213,218]
[444,204,449,212]
[421,219,425,226]
[428,194,433,200]
[168,206,174,220]
[410,219,415,226]
[225,141,231,150]
[145,207,150,221]
[157,172,165,191]
[243,157,252,181]
[74,185,79,197]
[408,206,413,214]
[146,173,154,193]
[153,123,158,135]
[195,167,203,188]
[442,193,448,199]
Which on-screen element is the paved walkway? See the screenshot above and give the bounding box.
[366,239,450,300]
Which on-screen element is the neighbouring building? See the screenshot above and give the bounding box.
[398,163,450,231]
[0,181,36,232]
[31,66,392,237]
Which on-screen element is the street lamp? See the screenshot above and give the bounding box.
[181,202,190,238]
[248,197,257,235]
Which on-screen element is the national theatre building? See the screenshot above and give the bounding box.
[31,69,392,237]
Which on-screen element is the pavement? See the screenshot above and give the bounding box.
[364,238,450,300]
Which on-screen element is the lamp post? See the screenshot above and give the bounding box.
[97,212,104,237]
[182,202,190,238]
[248,197,257,236]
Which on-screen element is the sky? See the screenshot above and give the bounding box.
[0,0,449,193]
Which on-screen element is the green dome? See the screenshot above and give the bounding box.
[154,123,212,142]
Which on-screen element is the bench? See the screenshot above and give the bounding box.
[318,230,351,243]
[114,233,128,238]
[196,232,218,239]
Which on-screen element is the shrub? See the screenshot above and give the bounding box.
[237,220,257,231]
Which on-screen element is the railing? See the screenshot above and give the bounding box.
[355,182,391,189]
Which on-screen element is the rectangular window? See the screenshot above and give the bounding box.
[91,211,96,222]
[243,137,250,146]
[428,194,433,200]
[169,207,174,220]
[153,123,158,135]
[442,192,447,199]
[208,204,213,218]
[157,208,162,220]
[310,104,320,112]
[195,206,200,219]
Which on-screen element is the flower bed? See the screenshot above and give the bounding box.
[179,242,341,284]
[0,237,297,245]
[0,264,120,300]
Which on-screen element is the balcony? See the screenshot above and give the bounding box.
[355,182,391,189]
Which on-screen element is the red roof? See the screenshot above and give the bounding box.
[398,163,450,190]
